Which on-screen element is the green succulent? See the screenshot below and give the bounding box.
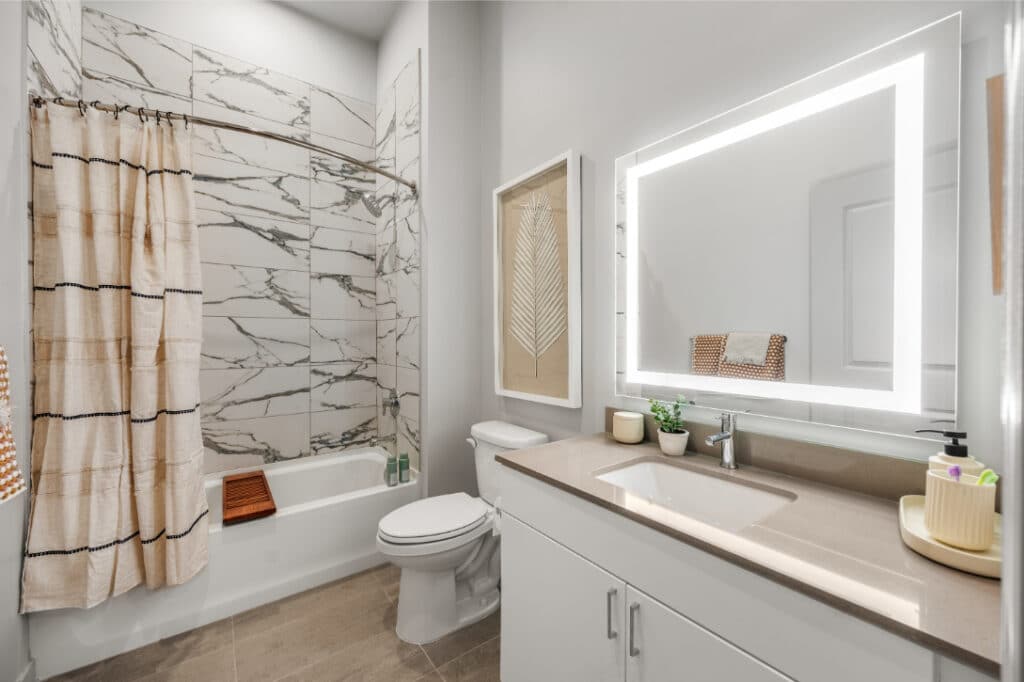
[649,396,687,434]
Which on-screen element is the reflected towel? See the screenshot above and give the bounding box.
[724,333,772,366]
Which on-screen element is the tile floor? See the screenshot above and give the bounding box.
[49,564,500,682]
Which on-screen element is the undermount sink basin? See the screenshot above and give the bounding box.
[596,461,793,531]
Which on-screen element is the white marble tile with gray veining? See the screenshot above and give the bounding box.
[202,317,310,369]
[395,209,420,271]
[398,420,420,466]
[193,101,310,177]
[394,57,420,174]
[82,67,192,112]
[200,366,310,422]
[375,179,398,276]
[377,363,397,393]
[377,319,396,366]
[310,226,375,277]
[198,208,309,271]
[396,317,419,370]
[376,273,397,320]
[202,263,309,318]
[310,176,376,233]
[397,367,420,423]
[193,47,310,128]
[310,319,376,364]
[311,272,375,320]
[396,267,420,318]
[310,362,377,412]
[375,83,396,175]
[311,87,374,147]
[203,413,310,470]
[194,156,309,224]
[27,0,82,98]
[82,8,191,97]
[311,407,377,455]
[398,414,420,451]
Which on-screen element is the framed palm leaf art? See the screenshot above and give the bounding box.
[493,150,582,408]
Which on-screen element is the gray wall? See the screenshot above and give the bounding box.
[1,2,32,680]
[476,1,1008,469]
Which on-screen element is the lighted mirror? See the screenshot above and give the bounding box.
[615,16,961,432]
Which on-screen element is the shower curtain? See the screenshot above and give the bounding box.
[21,102,208,612]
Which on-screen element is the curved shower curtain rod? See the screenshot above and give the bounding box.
[31,95,417,193]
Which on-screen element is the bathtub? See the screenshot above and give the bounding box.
[29,448,420,680]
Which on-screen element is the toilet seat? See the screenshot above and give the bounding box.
[378,493,491,546]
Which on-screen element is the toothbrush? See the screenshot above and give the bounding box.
[947,465,961,482]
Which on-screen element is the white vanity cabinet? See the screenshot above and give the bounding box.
[502,515,790,682]
[498,465,999,682]
[624,585,789,682]
[501,514,625,682]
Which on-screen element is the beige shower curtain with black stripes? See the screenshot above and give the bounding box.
[22,102,208,612]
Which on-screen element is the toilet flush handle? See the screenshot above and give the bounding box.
[466,437,478,449]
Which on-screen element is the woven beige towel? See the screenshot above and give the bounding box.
[0,346,27,504]
[691,333,787,381]
[22,103,208,612]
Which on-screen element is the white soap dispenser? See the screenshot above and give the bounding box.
[915,429,985,476]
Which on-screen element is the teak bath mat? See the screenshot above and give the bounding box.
[222,471,276,525]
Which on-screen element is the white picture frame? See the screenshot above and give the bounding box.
[493,150,582,408]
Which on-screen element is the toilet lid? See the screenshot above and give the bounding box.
[378,493,490,544]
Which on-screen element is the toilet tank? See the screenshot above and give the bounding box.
[470,421,548,504]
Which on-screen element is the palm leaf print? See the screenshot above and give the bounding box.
[510,192,567,377]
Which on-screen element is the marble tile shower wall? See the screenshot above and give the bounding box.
[375,57,421,465]
[25,3,422,474]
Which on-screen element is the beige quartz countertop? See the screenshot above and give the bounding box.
[497,434,1001,675]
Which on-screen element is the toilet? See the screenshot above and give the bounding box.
[377,420,548,645]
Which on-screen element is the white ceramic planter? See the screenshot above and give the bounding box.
[657,429,689,457]
[924,470,996,551]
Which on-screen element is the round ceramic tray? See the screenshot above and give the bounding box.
[899,495,1001,579]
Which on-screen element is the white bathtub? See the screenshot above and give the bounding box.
[29,448,420,680]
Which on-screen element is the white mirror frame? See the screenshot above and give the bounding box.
[624,55,926,414]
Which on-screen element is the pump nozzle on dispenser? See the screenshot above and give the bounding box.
[915,429,985,475]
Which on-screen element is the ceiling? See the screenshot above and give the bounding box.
[280,1,399,41]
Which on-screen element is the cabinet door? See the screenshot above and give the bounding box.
[625,586,791,682]
[501,514,626,682]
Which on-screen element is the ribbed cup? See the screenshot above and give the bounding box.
[924,470,996,551]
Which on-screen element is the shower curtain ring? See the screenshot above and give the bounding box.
[113,104,120,120]
[77,100,86,116]
[89,100,100,110]
[155,111,161,126]
[182,114,189,129]
[54,96,64,106]
[137,107,146,124]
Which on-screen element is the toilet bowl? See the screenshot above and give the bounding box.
[377,421,548,645]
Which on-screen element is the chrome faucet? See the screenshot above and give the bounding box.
[706,412,738,470]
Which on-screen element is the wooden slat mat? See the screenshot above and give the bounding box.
[223,470,276,525]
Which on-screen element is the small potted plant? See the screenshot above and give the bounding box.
[649,395,689,457]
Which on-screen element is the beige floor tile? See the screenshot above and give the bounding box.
[277,628,435,682]
[233,568,389,641]
[49,619,234,682]
[420,611,500,669]
[233,597,397,682]
[135,647,237,682]
[374,563,401,603]
[435,637,500,682]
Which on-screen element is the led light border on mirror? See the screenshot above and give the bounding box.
[626,56,924,413]
[616,14,962,418]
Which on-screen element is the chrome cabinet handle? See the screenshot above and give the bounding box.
[628,602,640,657]
[606,588,618,639]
